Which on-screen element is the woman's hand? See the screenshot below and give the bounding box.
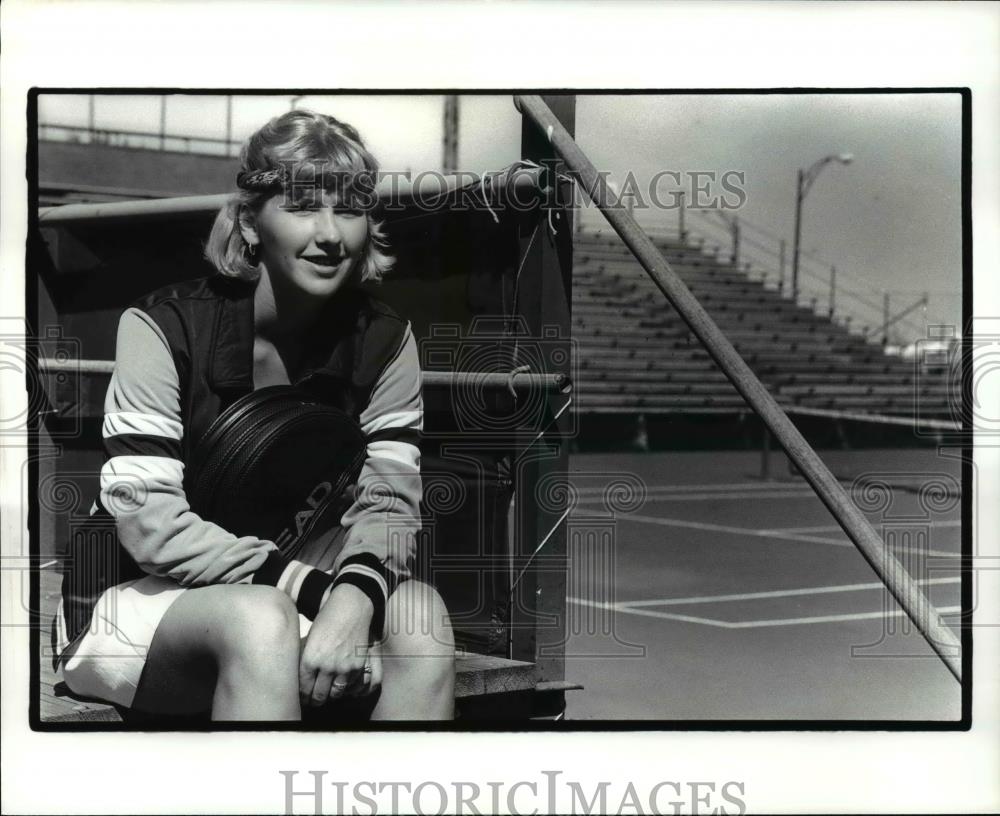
[298,583,377,707]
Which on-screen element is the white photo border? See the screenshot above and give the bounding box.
[2,1,998,814]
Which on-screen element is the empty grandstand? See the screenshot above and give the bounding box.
[571,225,954,448]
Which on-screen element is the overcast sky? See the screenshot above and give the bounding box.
[39,92,962,332]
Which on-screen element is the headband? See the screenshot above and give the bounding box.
[236,167,287,191]
[236,165,378,195]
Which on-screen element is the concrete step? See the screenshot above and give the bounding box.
[778,384,954,397]
[577,393,749,409]
[577,364,730,381]
[789,395,951,410]
[578,381,740,396]
[577,375,738,391]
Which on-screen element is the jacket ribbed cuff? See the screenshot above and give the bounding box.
[331,553,398,641]
[252,551,334,621]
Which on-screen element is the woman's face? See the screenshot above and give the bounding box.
[252,185,369,300]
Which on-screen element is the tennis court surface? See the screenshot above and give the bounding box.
[561,447,963,721]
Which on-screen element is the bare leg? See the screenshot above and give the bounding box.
[131,584,301,722]
[371,580,455,721]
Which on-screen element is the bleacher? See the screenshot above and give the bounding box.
[572,228,952,419]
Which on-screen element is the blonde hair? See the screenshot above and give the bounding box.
[204,109,393,283]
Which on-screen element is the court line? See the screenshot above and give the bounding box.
[567,596,963,629]
[618,576,961,608]
[731,606,962,629]
[566,598,729,628]
[614,513,956,556]
[616,513,850,546]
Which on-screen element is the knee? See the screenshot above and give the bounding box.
[213,586,299,664]
[384,581,455,679]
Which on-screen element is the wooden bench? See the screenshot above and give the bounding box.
[37,568,579,724]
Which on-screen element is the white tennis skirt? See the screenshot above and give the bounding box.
[57,527,346,709]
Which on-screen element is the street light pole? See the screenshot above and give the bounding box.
[791,153,853,301]
[792,167,804,300]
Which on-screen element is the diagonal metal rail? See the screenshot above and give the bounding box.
[514,94,962,683]
[864,294,929,340]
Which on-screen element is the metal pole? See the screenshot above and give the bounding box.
[443,94,459,173]
[779,239,786,295]
[678,192,686,240]
[225,95,233,157]
[883,291,891,345]
[159,96,167,150]
[513,93,961,683]
[760,425,771,480]
[88,95,96,142]
[792,169,803,301]
[732,217,740,269]
[829,265,837,318]
[512,93,575,684]
[39,167,547,226]
[38,358,571,393]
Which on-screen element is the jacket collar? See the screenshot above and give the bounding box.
[206,274,368,396]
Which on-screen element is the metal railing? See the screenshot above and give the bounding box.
[676,205,950,348]
[37,358,572,395]
[583,205,946,349]
[39,122,242,158]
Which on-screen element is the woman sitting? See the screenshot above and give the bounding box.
[54,109,455,721]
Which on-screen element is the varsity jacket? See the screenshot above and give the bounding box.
[56,273,422,655]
